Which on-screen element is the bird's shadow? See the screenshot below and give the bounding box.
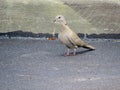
[76,49,94,55]
[61,49,94,56]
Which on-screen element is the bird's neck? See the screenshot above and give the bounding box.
[61,23,70,31]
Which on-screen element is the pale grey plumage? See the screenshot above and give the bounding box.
[54,15,95,56]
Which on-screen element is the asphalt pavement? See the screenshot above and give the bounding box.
[0,39,120,90]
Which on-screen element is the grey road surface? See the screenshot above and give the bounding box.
[0,39,120,90]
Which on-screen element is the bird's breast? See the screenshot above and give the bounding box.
[58,30,76,49]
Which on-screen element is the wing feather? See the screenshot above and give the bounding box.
[67,30,86,47]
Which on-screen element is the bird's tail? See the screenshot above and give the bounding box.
[83,44,95,50]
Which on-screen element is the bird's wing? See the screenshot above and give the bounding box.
[67,30,86,47]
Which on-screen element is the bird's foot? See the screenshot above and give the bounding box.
[64,49,77,56]
[64,52,76,56]
[73,53,76,56]
[64,52,70,56]
[73,49,77,56]
[64,49,70,56]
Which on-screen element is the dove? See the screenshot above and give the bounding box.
[54,15,95,56]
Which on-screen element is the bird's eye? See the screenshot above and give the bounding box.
[58,16,61,19]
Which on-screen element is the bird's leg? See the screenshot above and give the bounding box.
[65,48,70,56]
[73,48,77,56]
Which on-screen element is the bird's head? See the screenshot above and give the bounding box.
[54,15,67,25]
